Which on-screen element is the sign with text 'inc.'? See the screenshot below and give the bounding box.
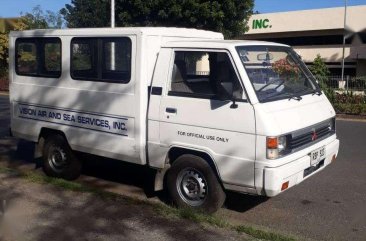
[14,103,133,137]
[252,19,272,29]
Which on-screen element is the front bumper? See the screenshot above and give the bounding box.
[263,138,339,197]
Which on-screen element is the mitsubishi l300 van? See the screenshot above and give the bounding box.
[9,28,339,213]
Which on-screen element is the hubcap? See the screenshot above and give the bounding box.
[48,146,67,173]
[176,168,207,206]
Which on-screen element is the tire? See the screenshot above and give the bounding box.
[166,154,226,213]
[42,134,81,180]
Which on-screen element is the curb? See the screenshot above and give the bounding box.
[336,114,366,122]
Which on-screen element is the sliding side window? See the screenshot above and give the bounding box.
[71,37,131,83]
[16,38,61,78]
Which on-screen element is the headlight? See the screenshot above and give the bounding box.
[266,135,290,159]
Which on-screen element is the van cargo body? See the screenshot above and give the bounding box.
[9,27,339,213]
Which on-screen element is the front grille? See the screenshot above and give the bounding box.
[289,118,335,150]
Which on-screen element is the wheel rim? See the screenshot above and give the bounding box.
[48,145,67,173]
[176,168,207,206]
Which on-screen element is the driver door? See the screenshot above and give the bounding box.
[159,49,256,188]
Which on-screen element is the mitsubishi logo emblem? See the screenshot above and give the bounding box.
[312,130,318,141]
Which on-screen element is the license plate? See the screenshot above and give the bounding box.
[310,146,326,166]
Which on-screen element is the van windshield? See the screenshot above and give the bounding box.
[236,45,320,102]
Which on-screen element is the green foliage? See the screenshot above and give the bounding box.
[22,5,65,29]
[60,0,110,28]
[61,0,254,38]
[333,92,366,115]
[309,54,335,101]
[310,54,330,85]
[0,17,29,79]
[308,55,366,115]
[0,6,63,84]
[309,54,330,76]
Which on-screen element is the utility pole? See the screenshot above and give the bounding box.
[110,0,115,70]
[341,0,348,86]
[111,0,115,28]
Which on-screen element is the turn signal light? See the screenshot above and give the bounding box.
[281,181,289,191]
[267,137,278,149]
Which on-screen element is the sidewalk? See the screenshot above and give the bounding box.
[0,171,248,241]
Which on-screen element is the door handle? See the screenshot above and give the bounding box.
[166,107,177,114]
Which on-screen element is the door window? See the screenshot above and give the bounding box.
[169,51,244,100]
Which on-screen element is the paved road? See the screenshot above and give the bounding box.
[221,119,366,241]
[1,94,366,240]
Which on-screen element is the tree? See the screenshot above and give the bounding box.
[310,54,334,102]
[60,0,110,28]
[0,18,28,76]
[0,6,64,77]
[61,0,254,38]
[22,5,65,29]
[309,54,330,86]
[310,54,330,78]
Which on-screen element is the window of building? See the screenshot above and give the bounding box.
[169,51,244,100]
[15,38,61,78]
[71,37,131,83]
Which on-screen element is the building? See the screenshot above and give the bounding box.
[242,5,366,77]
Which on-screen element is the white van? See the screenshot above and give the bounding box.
[9,27,339,213]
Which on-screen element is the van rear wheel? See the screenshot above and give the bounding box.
[167,154,225,213]
[42,135,81,180]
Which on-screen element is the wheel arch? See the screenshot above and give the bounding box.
[34,128,70,159]
[168,146,222,180]
[154,145,224,191]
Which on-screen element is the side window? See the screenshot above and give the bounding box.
[16,38,61,78]
[43,40,61,76]
[103,38,131,81]
[169,51,243,100]
[16,41,37,75]
[71,39,97,79]
[71,37,132,83]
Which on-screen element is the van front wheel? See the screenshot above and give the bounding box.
[167,154,225,213]
[42,135,81,180]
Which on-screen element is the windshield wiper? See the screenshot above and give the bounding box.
[289,95,302,101]
[312,89,323,96]
[257,79,284,92]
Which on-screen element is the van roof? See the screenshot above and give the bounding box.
[9,27,224,39]
[163,39,290,48]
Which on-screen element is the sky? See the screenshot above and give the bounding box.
[0,0,366,17]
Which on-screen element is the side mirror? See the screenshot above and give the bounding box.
[218,82,238,109]
[218,82,234,100]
